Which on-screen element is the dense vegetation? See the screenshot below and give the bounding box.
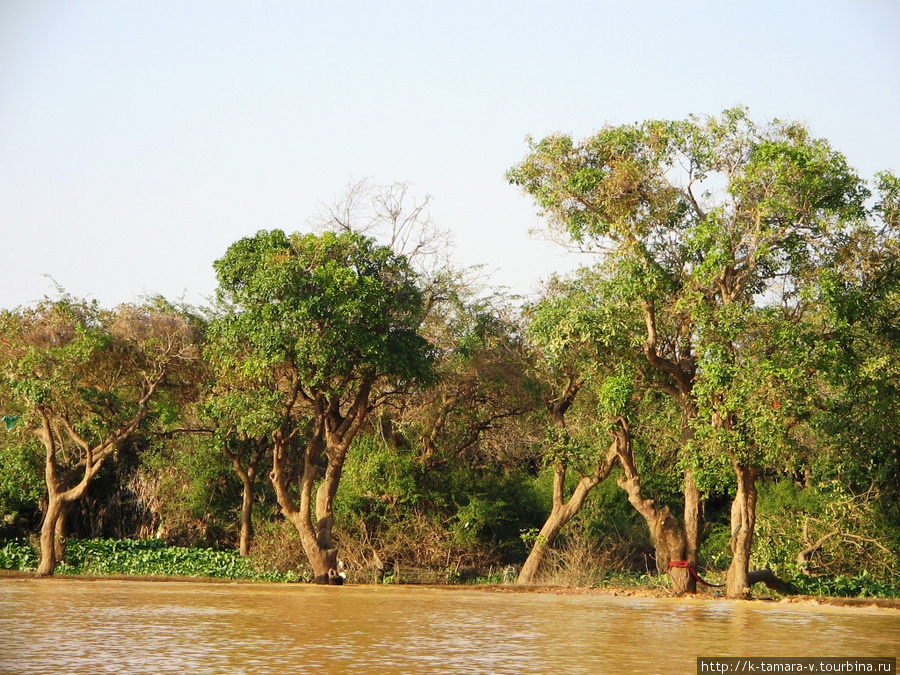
[1,110,898,598]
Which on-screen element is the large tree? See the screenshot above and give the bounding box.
[0,297,202,576]
[211,229,434,583]
[508,107,869,596]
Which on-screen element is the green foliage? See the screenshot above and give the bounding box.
[0,437,43,532]
[453,495,515,548]
[525,265,641,373]
[140,433,241,546]
[0,539,39,570]
[519,527,545,547]
[0,534,303,581]
[540,424,595,472]
[211,229,435,393]
[874,171,900,229]
[753,480,897,580]
[0,298,201,436]
[701,479,899,592]
[597,375,633,418]
[329,429,547,568]
[789,570,900,598]
[438,469,546,563]
[333,433,422,521]
[19,538,300,581]
[592,570,659,589]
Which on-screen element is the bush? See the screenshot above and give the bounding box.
[0,538,301,581]
[0,438,44,537]
[332,431,548,574]
[0,539,38,571]
[140,435,241,548]
[789,570,900,598]
[751,480,898,582]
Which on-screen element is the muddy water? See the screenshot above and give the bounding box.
[0,579,897,674]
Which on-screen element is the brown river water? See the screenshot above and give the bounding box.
[0,578,897,674]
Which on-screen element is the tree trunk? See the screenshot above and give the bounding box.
[54,501,69,564]
[238,473,255,557]
[680,407,701,593]
[629,300,703,593]
[298,447,340,585]
[306,441,347,584]
[37,494,65,577]
[272,429,336,584]
[36,433,106,577]
[614,426,693,593]
[517,467,599,584]
[33,407,144,576]
[228,443,262,557]
[271,424,349,584]
[726,463,759,598]
[518,428,619,585]
[681,469,701,594]
[270,384,372,584]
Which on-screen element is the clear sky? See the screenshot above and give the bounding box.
[1,0,898,309]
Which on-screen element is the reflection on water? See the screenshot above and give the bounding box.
[0,578,897,674]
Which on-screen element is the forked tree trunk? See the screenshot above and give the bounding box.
[35,414,130,577]
[726,462,759,598]
[271,383,372,584]
[37,494,77,577]
[517,427,619,585]
[517,468,601,584]
[296,437,346,583]
[32,379,160,577]
[38,491,87,577]
[273,428,338,584]
[226,441,264,556]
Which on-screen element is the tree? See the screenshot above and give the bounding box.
[514,269,636,584]
[780,170,900,582]
[312,179,454,282]
[211,229,434,583]
[198,370,284,556]
[0,297,202,576]
[508,108,869,596]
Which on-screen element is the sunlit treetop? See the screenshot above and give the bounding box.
[210,229,435,398]
[507,107,871,304]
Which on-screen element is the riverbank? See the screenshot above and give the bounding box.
[5,537,899,605]
[4,567,899,611]
[495,582,900,610]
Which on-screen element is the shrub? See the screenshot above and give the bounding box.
[0,538,300,581]
[0,539,38,571]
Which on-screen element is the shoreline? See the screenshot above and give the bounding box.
[3,569,898,610]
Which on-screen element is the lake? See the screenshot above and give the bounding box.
[0,578,897,674]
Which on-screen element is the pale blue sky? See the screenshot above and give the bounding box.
[1,1,898,309]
